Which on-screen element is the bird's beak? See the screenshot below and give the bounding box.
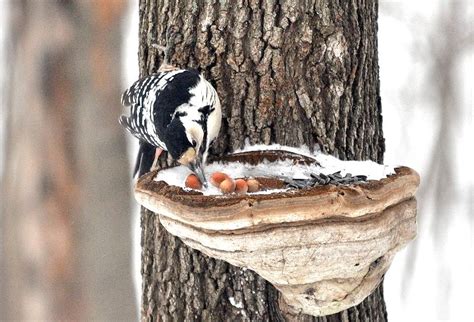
[189,158,208,188]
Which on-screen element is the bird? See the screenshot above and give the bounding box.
[119,69,222,186]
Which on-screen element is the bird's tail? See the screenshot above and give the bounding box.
[134,141,156,178]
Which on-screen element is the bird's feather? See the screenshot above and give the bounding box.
[134,141,156,178]
[119,115,151,144]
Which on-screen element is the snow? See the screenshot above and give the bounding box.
[238,142,396,179]
[228,296,244,309]
[234,140,318,159]
[154,145,395,195]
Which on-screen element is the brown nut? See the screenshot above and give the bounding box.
[246,178,260,192]
[235,179,248,194]
[185,174,202,190]
[210,171,229,187]
[219,178,236,194]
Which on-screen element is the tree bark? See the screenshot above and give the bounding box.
[138,0,386,321]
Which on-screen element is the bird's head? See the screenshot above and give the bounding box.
[166,118,207,186]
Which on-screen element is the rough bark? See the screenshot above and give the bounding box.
[138,0,386,321]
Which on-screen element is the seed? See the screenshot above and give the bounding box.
[185,174,202,190]
[285,170,370,189]
[333,171,342,178]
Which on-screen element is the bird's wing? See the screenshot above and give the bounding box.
[120,74,171,148]
[121,74,162,107]
[120,115,163,178]
[119,115,150,143]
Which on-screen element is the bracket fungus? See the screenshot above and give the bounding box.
[135,150,420,317]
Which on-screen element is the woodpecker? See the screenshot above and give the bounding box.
[120,69,222,185]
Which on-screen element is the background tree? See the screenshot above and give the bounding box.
[138,0,387,321]
[378,2,473,319]
[0,1,136,320]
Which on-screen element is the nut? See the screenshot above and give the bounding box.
[210,172,229,187]
[235,179,248,194]
[185,174,202,190]
[220,178,236,194]
[247,178,260,192]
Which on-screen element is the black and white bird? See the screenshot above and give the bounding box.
[120,69,222,185]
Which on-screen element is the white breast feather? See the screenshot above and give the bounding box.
[165,74,221,163]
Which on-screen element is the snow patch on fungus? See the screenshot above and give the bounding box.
[235,140,317,159]
[154,144,395,195]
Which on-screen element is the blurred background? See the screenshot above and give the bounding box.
[0,0,472,321]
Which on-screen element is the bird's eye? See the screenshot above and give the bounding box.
[192,140,197,147]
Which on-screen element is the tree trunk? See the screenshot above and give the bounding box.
[1,1,136,320]
[138,0,386,321]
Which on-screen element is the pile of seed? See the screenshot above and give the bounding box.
[285,171,368,189]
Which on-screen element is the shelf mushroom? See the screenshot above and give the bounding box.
[134,150,419,317]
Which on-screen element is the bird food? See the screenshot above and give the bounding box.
[219,178,236,194]
[188,171,261,194]
[234,179,249,194]
[185,174,203,190]
[188,169,368,194]
[210,172,230,187]
[156,147,396,196]
[246,178,261,192]
[285,171,368,189]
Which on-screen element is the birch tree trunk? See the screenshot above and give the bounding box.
[138,0,386,320]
